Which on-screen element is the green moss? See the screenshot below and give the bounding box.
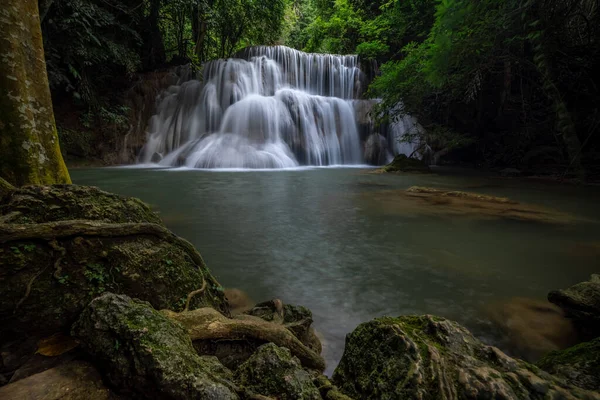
[72,293,238,399]
[382,155,430,173]
[235,343,321,400]
[0,185,163,225]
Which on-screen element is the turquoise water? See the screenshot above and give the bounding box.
[72,167,600,374]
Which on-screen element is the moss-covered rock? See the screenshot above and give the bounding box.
[0,185,229,339]
[72,293,238,400]
[0,185,163,225]
[537,338,600,391]
[235,343,321,400]
[332,315,599,400]
[548,274,600,340]
[380,154,430,173]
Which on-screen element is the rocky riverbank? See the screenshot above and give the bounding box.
[1,184,599,399]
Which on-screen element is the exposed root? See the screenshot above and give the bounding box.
[15,265,50,312]
[183,278,207,312]
[0,211,21,224]
[48,240,66,279]
[0,220,222,288]
[162,308,326,372]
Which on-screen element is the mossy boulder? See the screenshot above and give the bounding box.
[0,185,229,339]
[235,343,321,400]
[0,185,163,225]
[537,338,600,391]
[381,154,430,173]
[72,293,238,399]
[548,274,600,339]
[332,315,599,400]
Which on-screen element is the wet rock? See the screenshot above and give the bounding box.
[0,185,229,339]
[381,154,430,173]
[0,185,163,225]
[537,337,600,391]
[72,293,238,399]
[0,360,120,400]
[364,134,390,166]
[235,343,321,400]
[487,297,578,361]
[332,315,599,399]
[548,274,600,339]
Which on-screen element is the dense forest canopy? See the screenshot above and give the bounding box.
[40,0,600,178]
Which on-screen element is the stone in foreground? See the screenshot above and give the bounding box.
[0,360,119,400]
[236,343,321,400]
[72,293,238,400]
[333,315,599,400]
[537,337,600,391]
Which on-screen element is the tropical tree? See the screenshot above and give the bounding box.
[0,0,71,186]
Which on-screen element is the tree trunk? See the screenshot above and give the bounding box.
[0,0,71,186]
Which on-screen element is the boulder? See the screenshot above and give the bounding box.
[72,293,238,400]
[0,185,229,339]
[0,360,120,400]
[537,337,600,391]
[332,315,599,399]
[235,343,321,400]
[0,185,163,225]
[381,154,430,173]
[548,274,600,339]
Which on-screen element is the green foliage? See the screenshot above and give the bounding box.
[43,0,142,103]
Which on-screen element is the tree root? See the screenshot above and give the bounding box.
[162,308,326,372]
[0,220,222,288]
[15,265,50,311]
[183,278,207,312]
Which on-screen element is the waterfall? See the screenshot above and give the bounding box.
[139,46,420,169]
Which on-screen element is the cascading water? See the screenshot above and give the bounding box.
[139,46,422,169]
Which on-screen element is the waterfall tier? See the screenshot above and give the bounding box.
[139,46,420,168]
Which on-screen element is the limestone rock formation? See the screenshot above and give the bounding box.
[332,315,599,399]
[72,293,238,400]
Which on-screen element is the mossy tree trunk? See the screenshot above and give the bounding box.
[0,0,71,186]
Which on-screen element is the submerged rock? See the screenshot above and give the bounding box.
[0,185,229,339]
[487,297,578,361]
[380,154,430,173]
[72,293,238,400]
[332,315,599,399]
[224,288,254,314]
[549,274,600,339]
[362,186,578,224]
[235,343,321,400]
[537,337,600,391]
